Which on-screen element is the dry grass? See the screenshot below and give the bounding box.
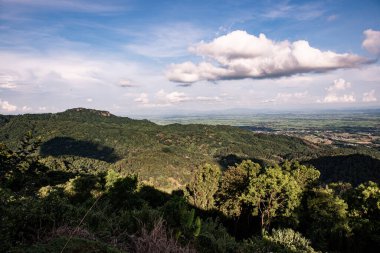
[51,225,96,241]
[129,218,196,253]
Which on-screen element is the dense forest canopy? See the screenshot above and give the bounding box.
[1,108,379,189]
[1,108,380,252]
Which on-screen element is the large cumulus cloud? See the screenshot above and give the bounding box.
[166,30,369,84]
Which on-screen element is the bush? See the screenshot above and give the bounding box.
[196,218,237,253]
[266,228,317,253]
[240,228,317,253]
[129,218,196,253]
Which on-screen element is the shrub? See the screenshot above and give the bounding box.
[129,218,196,253]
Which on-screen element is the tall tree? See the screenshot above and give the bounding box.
[304,187,351,251]
[346,181,380,252]
[185,163,221,210]
[241,166,302,232]
[216,160,260,217]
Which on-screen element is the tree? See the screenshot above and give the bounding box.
[346,181,380,252]
[349,181,380,217]
[304,187,351,251]
[241,166,302,232]
[282,160,320,189]
[0,131,45,191]
[185,163,221,210]
[216,160,260,217]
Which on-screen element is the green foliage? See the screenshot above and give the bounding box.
[216,160,258,217]
[185,163,221,210]
[349,181,380,216]
[282,160,320,189]
[106,173,142,209]
[241,228,318,253]
[2,123,380,253]
[196,218,237,253]
[3,108,377,190]
[345,181,380,252]
[242,165,302,231]
[163,196,202,242]
[63,175,102,203]
[0,187,80,252]
[304,187,351,251]
[265,228,317,253]
[0,131,46,191]
[307,154,380,186]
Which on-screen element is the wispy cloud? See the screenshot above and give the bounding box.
[134,90,222,108]
[0,50,151,92]
[274,91,309,102]
[0,74,17,89]
[1,0,126,14]
[326,14,338,22]
[262,2,325,21]
[125,23,206,58]
[134,93,149,104]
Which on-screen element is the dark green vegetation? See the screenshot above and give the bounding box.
[1,108,380,252]
[1,108,379,189]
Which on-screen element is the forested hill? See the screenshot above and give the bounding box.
[1,108,379,189]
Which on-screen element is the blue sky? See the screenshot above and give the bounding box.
[0,0,379,116]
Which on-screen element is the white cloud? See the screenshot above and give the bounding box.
[0,51,155,96]
[134,93,149,104]
[156,90,190,104]
[0,74,17,89]
[321,78,356,103]
[134,90,189,107]
[133,90,223,108]
[275,91,309,102]
[363,90,377,102]
[363,29,380,56]
[195,96,221,102]
[86,98,93,102]
[21,106,32,112]
[323,93,356,103]
[167,30,368,83]
[326,78,351,92]
[0,99,17,112]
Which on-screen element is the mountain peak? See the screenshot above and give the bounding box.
[63,108,113,117]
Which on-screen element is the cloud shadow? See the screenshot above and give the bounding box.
[40,137,121,163]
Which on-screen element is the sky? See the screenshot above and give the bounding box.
[0,0,379,116]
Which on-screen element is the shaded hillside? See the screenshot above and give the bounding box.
[40,137,121,163]
[306,154,380,186]
[0,108,379,189]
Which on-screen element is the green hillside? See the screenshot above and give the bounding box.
[2,108,380,253]
[1,108,379,190]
